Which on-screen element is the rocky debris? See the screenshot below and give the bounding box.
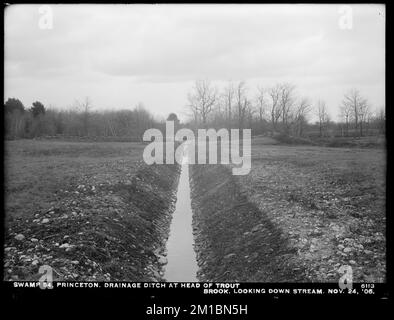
[4,163,180,282]
[343,247,352,253]
[157,255,168,265]
[191,164,307,282]
[59,243,72,249]
[14,234,25,241]
[235,147,386,283]
[251,224,264,233]
[309,229,323,237]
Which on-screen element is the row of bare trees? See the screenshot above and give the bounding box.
[4,97,159,140]
[186,80,385,137]
[4,84,385,140]
[339,89,378,137]
[187,80,313,136]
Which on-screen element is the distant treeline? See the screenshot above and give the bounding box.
[4,98,161,141]
[4,81,385,140]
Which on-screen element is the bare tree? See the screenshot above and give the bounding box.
[317,100,329,137]
[364,108,374,136]
[342,89,368,136]
[235,81,249,130]
[376,108,385,134]
[222,81,235,128]
[279,83,296,132]
[256,86,266,127]
[74,97,92,136]
[293,97,311,136]
[268,84,282,132]
[246,99,256,128]
[187,80,217,127]
[340,102,352,137]
[358,98,369,136]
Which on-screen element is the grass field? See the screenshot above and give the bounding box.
[4,140,146,220]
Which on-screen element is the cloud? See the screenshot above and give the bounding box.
[4,4,385,118]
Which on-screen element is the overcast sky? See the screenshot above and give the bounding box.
[4,4,385,122]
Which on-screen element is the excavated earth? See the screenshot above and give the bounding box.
[189,143,385,283]
[4,163,180,282]
[190,164,308,282]
[4,139,385,283]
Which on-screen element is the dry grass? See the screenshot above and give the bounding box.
[4,140,146,219]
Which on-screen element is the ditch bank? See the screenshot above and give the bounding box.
[190,164,307,282]
[4,163,180,282]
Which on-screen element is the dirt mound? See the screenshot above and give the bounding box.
[190,164,307,282]
[4,164,180,281]
[275,134,316,146]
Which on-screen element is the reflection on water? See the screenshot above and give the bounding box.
[164,151,198,282]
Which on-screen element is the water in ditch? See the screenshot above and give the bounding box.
[164,149,198,282]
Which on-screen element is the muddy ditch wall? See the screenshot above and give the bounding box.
[107,163,181,281]
[190,164,307,282]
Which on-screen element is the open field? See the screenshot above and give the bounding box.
[4,140,180,281]
[263,133,386,149]
[5,140,145,219]
[4,137,386,282]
